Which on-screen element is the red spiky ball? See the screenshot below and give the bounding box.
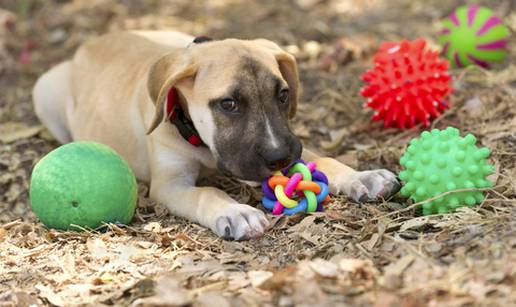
[360,39,453,129]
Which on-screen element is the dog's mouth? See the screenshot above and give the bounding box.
[217,160,273,182]
[216,151,302,182]
[213,134,303,182]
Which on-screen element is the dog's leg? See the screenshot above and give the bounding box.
[148,145,269,240]
[303,149,400,202]
[33,61,73,143]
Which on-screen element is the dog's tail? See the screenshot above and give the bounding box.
[33,61,73,144]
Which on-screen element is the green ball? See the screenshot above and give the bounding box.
[438,5,509,68]
[30,141,138,230]
[399,127,494,215]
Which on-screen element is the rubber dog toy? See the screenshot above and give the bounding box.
[360,39,452,129]
[30,141,138,230]
[261,160,330,215]
[438,4,509,68]
[399,127,494,215]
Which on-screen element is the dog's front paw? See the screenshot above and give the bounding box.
[344,169,400,202]
[212,204,269,240]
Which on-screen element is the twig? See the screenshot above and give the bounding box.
[455,64,490,83]
[354,242,373,259]
[1,220,22,230]
[489,187,510,200]
[384,234,439,266]
[483,199,516,203]
[22,242,58,258]
[385,124,421,145]
[189,281,227,296]
[430,106,456,129]
[362,186,502,223]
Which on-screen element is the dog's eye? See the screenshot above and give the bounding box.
[219,99,239,113]
[278,89,289,105]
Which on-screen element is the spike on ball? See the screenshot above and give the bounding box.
[360,39,453,129]
[399,127,494,215]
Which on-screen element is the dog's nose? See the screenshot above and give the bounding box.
[262,150,291,171]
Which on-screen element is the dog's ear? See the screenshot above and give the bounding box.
[275,51,300,118]
[146,53,198,134]
[253,39,300,118]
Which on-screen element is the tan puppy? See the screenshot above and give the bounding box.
[33,31,399,240]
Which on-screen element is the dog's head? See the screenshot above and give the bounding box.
[146,38,302,181]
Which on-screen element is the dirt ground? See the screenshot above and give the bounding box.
[1,0,515,306]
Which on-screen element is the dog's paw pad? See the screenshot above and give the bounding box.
[213,204,269,240]
[349,169,400,202]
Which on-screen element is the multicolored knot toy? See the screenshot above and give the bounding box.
[261,160,331,215]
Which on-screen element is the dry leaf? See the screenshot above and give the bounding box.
[363,233,381,250]
[86,238,109,259]
[339,258,373,273]
[325,209,346,221]
[131,276,191,307]
[0,227,6,242]
[196,292,231,307]
[399,216,433,232]
[0,123,43,143]
[373,292,401,307]
[136,240,154,249]
[298,231,319,245]
[287,215,317,233]
[384,254,415,276]
[309,258,339,278]
[143,221,162,233]
[0,291,39,307]
[62,250,76,276]
[35,284,65,306]
[228,272,250,291]
[260,267,297,291]
[248,270,273,288]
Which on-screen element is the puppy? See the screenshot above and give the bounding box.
[33,31,400,240]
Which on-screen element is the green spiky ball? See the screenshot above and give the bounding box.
[399,127,494,215]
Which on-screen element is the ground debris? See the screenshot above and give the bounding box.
[0,0,515,306]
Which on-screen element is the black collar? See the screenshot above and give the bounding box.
[166,87,205,147]
[165,36,214,147]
